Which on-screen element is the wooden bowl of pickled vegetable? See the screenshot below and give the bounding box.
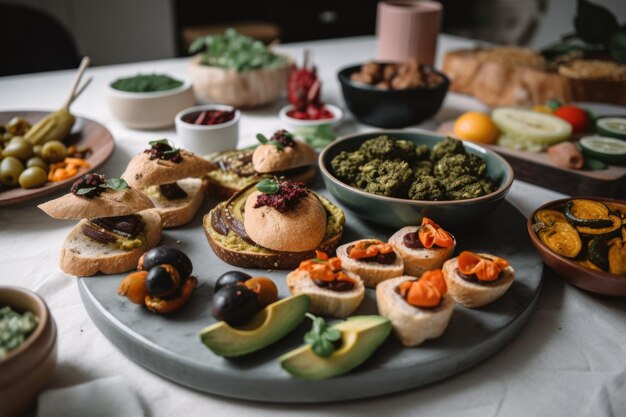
[0,286,57,417]
[528,197,626,296]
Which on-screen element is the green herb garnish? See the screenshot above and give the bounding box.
[256,178,280,194]
[111,74,183,92]
[189,28,287,72]
[76,178,128,196]
[303,313,342,358]
[256,133,285,150]
[148,138,171,146]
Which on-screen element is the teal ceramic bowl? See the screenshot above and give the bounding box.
[319,130,514,229]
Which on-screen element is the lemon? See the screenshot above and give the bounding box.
[453,111,499,144]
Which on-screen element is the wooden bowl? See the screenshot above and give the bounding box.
[0,287,57,417]
[527,197,626,296]
[188,55,288,108]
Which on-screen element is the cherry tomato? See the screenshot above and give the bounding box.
[553,105,590,134]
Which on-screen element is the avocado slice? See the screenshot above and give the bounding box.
[199,294,311,357]
[279,315,391,380]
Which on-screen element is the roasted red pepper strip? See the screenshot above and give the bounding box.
[145,276,197,314]
[418,217,454,249]
[348,240,394,259]
[397,269,447,308]
[298,251,354,284]
[458,251,509,282]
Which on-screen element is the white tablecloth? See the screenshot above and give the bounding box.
[1,35,625,417]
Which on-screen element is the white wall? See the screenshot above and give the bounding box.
[2,0,176,65]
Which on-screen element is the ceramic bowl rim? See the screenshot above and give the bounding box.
[106,77,193,99]
[278,104,343,127]
[527,197,626,285]
[175,104,241,131]
[319,129,514,206]
[0,286,49,365]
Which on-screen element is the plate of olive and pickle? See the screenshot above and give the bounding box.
[528,197,626,296]
[0,110,115,207]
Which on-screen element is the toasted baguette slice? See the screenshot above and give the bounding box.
[388,226,455,277]
[442,254,515,308]
[203,211,343,270]
[377,276,455,347]
[143,178,205,228]
[38,188,154,220]
[286,269,365,318]
[122,150,216,189]
[60,209,162,277]
[336,241,403,288]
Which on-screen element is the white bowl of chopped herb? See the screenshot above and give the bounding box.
[188,29,290,108]
[0,286,57,417]
[106,74,195,129]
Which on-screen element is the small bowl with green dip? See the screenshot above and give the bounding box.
[0,286,57,417]
[106,73,195,129]
[319,130,514,229]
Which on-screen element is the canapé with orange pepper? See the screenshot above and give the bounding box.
[336,239,404,287]
[442,251,515,308]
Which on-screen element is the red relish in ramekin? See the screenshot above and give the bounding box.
[182,109,236,126]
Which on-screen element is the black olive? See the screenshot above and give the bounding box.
[146,265,180,298]
[211,285,259,326]
[215,270,251,293]
[140,247,192,279]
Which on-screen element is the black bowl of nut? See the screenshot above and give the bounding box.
[337,60,449,128]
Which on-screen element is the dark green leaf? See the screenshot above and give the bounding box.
[75,187,96,195]
[269,141,285,150]
[189,37,206,54]
[148,138,170,146]
[303,313,340,358]
[256,134,268,144]
[609,30,626,64]
[256,178,280,194]
[574,0,619,44]
[106,178,129,191]
[323,327,341,342]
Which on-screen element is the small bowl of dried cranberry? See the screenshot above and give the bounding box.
[175,104,240,155]
[278,103,343,129]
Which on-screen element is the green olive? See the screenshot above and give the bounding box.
[41,141,67,163]
[2,137,33,161]
[0,156,25,187]
[26,156,48,171]
[6,117,31,136]
[18,167,48,189]
[33,144,43,157]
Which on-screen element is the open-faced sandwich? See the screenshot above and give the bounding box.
[205,129,317,198]
[336,239,403,287]
[38,173,162,276]
[389,217,456,277]
[442,251,515,308]
[376,269,454,347]
[121,139,217,228]
[204,179,345,269]
[287,251,365,318]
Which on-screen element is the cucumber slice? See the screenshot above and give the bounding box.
[493,108,572,151]
[579,136,626,164]
[596,117,626,140]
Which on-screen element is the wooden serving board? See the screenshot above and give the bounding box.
[437,120,626,198]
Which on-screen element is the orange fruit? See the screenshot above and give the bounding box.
[453,111,499,144]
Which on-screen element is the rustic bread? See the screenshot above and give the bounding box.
[59,209,162,277]
[336,241,404,288]
[243,191,326,252]
[286,269,365,318]
[143,178,205,228]
[252,140,317,173]
[376,276,455,347]
[442,253,515,308]
[388,226,455,277]
[122,150,217,189]
[38,188,154,220]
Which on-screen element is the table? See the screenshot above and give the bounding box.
[1,35,625,417]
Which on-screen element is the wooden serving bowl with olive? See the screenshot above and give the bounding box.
[527,197,626,296]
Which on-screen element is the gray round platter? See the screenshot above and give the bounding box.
[78,187,543,403]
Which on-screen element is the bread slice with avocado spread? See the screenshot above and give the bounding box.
[203,180,344,270]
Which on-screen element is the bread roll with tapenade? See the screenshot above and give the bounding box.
[388,226,456,277]
[141,178,204,228]
[336,240,404,288]
[252,140,316,174]
[442,252,515,308]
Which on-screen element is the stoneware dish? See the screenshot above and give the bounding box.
[278,104,343,129]
[337,63,449,128]
[189,55,289,108]
[175,104,240,155]
[527,197,626,296]
[319,130,514,229]
[106,78,195,129]
[0,286,57,417]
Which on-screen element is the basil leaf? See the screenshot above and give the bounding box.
[148,138,170,146]
[75,187,96,195]
[256,178,279,194]
[303,313,340,358]
[106,178,129,191]
[574,0,619,44]
[269,141,285,150]
[323,327,341,342]
[256,134,268,144]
